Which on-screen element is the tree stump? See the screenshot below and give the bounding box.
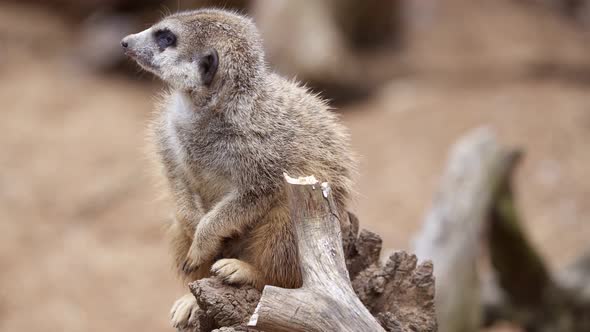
[179,174,437,332]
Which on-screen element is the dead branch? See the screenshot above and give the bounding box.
[413,126,590,332]
[556,249,590,301]
[485,147,590,332]
[413,128,515,332]
[248,174,385,332]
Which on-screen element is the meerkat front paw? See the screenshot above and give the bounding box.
[182,226,221,273]
[211,258,264,289]
[182,242,217,274]
[170,293,199,329]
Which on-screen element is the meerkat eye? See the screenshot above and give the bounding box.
[154,29,177,50]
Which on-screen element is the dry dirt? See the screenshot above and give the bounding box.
[1,1,589,331]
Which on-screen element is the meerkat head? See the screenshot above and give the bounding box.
[121,9,265,99]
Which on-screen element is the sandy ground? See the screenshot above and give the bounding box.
[1,1,589,331]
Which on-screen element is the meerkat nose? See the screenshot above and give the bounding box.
[121,35,135,49]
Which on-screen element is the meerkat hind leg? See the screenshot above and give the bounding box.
[211,258,264,289]
[170,293,200,328]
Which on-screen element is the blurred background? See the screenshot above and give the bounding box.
[1,0,590,331]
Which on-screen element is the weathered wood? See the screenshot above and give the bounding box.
[188,278,261,331]
[556,249,590,301]
[485,151,590,332]
[247,174,386,332]
[488,156,553,310]
[346,228,383,279]
[184,228,437,332]
[412,126,590,332]
[352,251,437,332]
[413,128,516,332]
[180,175,437,332]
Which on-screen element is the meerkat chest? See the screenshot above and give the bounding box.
[164,91,235,209]
[187,167,232,210]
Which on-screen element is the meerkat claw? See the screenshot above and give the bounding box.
[182,259,198,274]
[170,293,199,328]
[211,258,263,288]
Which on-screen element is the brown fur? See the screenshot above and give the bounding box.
[122,8,355,328]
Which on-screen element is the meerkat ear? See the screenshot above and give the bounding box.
[197,49,219,86]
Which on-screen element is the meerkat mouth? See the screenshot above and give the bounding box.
[126,50,159,71]
[123,48,137,58]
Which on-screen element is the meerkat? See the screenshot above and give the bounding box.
[121,8,355,329]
